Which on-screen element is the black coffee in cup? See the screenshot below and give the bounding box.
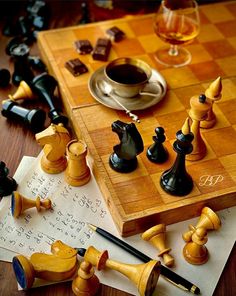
[106,64,148,85]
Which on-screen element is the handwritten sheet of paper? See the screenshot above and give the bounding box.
[0,153,235,296]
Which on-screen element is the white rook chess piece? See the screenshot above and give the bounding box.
[65,139,91,186]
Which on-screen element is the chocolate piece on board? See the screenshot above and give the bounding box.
[65,58,88,76]
[106,26,125,42]
[92,38,111,61]
[74,39,93,54]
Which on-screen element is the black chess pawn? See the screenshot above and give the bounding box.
[1,100,46,132]
[0,69,11,88]
[147,127,168,163]
[109,120,144,173]
[32,73,68,125]
[0,161,17,197]
[79,2,91,24]
[160,118,194,196]
[9,42,34,86]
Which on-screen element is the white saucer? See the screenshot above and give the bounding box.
[88,66,167,111]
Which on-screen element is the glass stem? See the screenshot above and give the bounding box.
[168,45,179,56]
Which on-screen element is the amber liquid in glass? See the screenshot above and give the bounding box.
[154,14,199,46]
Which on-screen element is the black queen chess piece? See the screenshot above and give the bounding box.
[0,161,17,197]
[160,118,194,196]
[32,73,68,126]
[146,127,168,163]
[109,120,144,173]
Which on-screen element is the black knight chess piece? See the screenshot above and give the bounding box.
[109,120,144,173]
[160,118,194,196]
[32,73,68,125]
[0,161,17,197]
[147,127,168,163]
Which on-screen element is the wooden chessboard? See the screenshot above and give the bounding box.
[38,1,236,236]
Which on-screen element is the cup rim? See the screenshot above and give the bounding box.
[104,57,152,86]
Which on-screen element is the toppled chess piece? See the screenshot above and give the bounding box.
[146,127,168,163]
[109,120,144,173]
[12,240,78,289]
[183,227,209,265]
[7,80,35,102]
[72,261,100,296]
[35,123,71,174]
[11,191,52,218]
[65,139,91,186]
[183,206,221,242]
[32,73,68,126]
[160,118,194,196]
[83,245,160,296]
[1,99,46,132]
[0,161,17,197]
[142,224,175,267]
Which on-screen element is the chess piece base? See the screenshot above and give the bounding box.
[109,153,137,173]
[65,169,91,187]
[183,243,208,265]
[186,149,206,161]
[41,155,67,174]
[200,118,216,129]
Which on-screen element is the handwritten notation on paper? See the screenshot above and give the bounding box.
[0,154,111,256]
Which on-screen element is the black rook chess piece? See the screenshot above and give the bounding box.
[160,118,194,196]
[109,120,144,173]
[146,127,168,163]
[0,161,17,197]
[1,100,46,132]
[32,73,68,125]
[9,43,34,86]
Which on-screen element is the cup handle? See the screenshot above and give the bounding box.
[139,81,164,97]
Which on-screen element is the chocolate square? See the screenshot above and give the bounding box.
[106,26,125,42]
[92,38,111,61]
[65,58,88,77]
[74,39,93,54]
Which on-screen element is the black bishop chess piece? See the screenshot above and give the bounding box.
[1,100,46,132]
[146,127,168,163]
[0,161,17,198]
[160,118,194,196]
[109,120,144,173]
[32,73,68,126]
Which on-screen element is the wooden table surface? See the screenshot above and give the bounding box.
[0,1,235,295]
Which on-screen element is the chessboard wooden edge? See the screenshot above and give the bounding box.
[71,107,236,237]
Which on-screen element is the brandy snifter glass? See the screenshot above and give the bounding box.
[153,0,200,67]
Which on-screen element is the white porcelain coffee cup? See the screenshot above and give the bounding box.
[104,57,161,98]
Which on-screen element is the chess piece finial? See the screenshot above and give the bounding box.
[160,118,194,196]
[187,94,212,161]
[12,240,78,289]
[109,120,144,173]
[35,123,71,174]
[0,161,17,197]
[72,261,100,296]
[11,191,52,218]
[32,73,68,126]
[201,77,222,128]
[84,246,160,296]
[183,227,208,265]
[65,139,91,186]
[183,206,221,242]
[146,127,168,163]
[7,80,34,102]
[1,99,46,132]
[141,224,174,267]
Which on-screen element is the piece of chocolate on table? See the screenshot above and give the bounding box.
[92,38,111,61]
[65,58,88,76]
[74,39,93,54]
[106,26,125,42]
